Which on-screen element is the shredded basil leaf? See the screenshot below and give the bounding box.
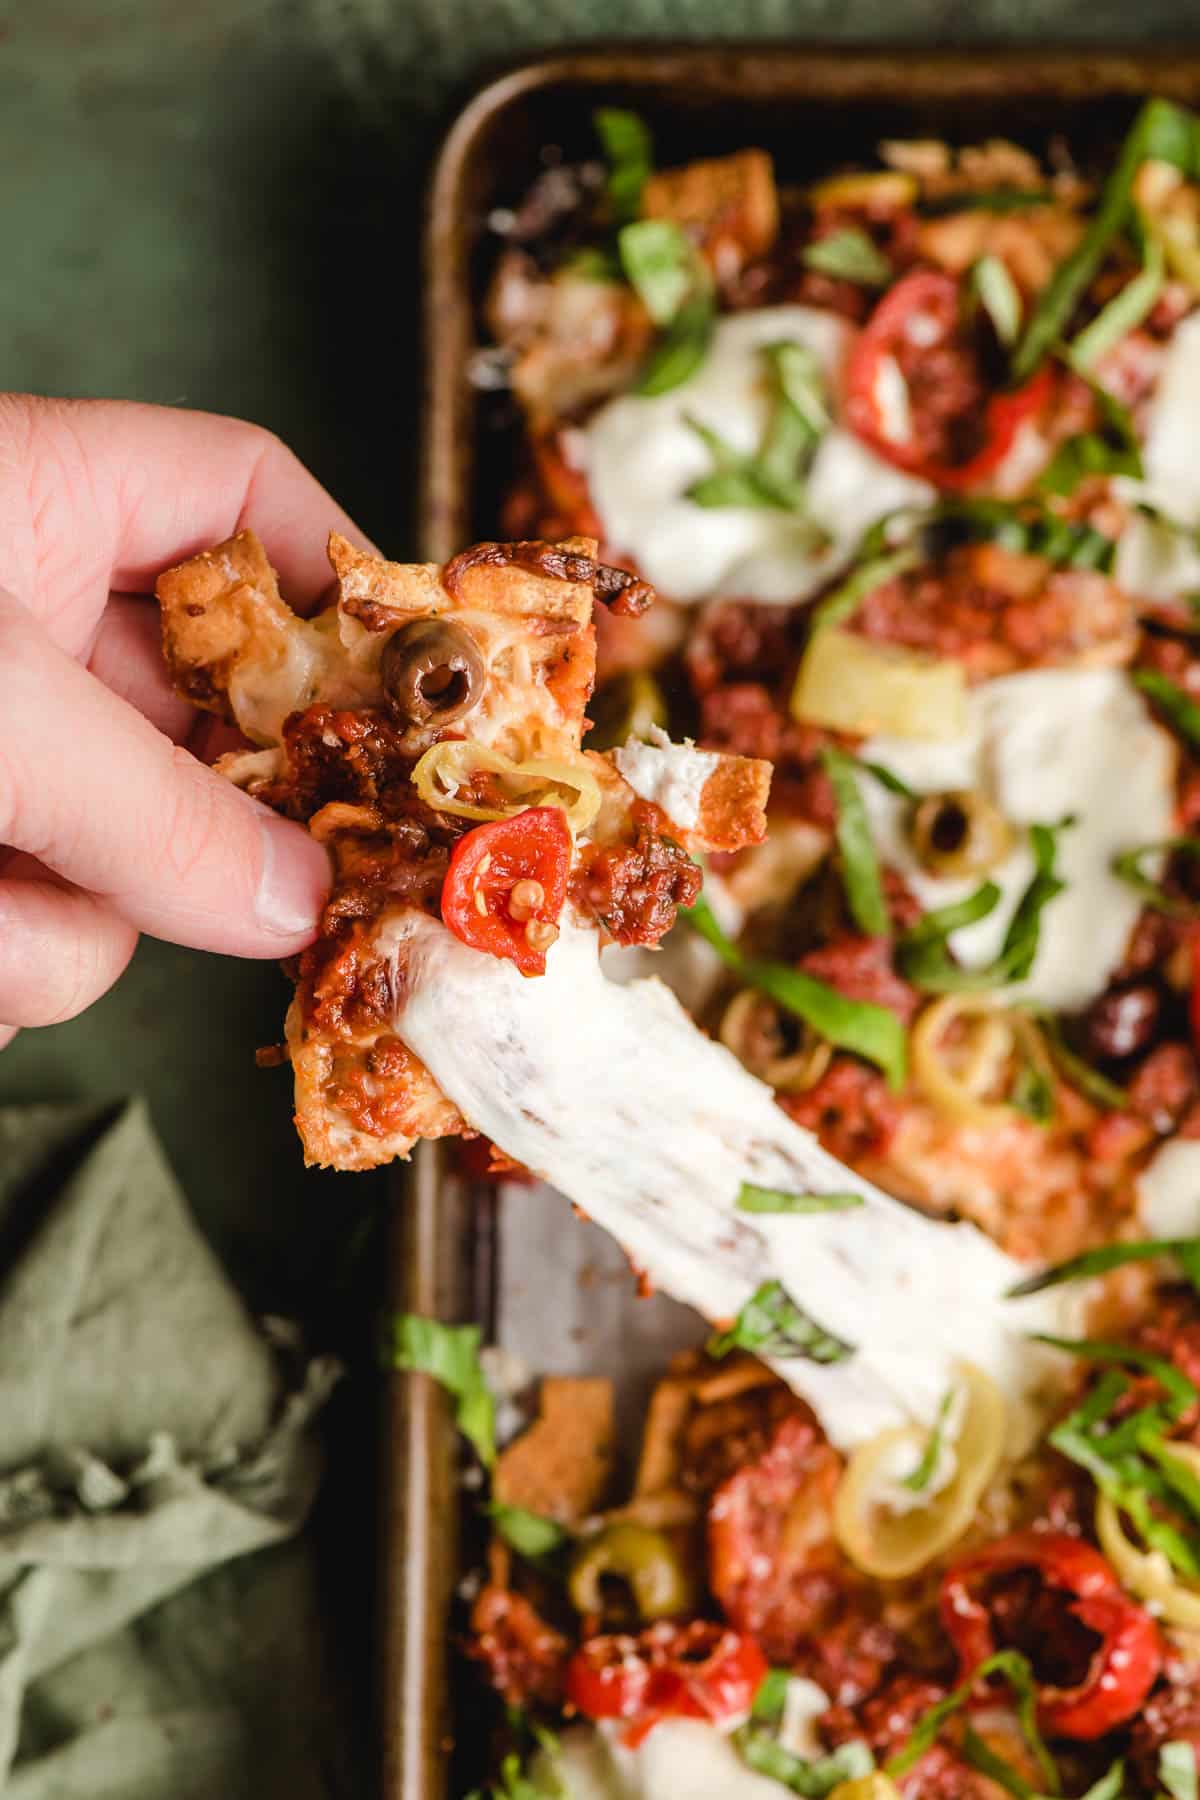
[487,1503,569,1559]
[707,1279,854,1365]
[594,107,653,224]
[1112,837,1200,918]
[1011,1055,1057,1125]
[821,746,889,936]
[972,253,1022,347]
[733,1724,874,1796]
[1037,1014,1129,1111]
[1161,1741,1200,1800]
[1076,1762,1127,1800]
[1009,1237,1200,1298]
[864,495,1116,572]
[387,1314,496,1468]
[752,1667,793,1722]
[562,245,623,283]
[902,1386,955,1493]
[687,340,829,511]
[619,220,715,395]
[1134,668,1200,751]
[961,1726,1039,1800]
[738,1183,864,1214]
[1069,239,1165,371]
[802,227,891,286]
[886,1649,1058,1795]
[920,187,1056,217]
[1035,1334,1200,1574]
[898,820,1069,994]
[1038,376,1143,496]
[851,756,916,800]
[684,892,908,1089]
[1013,95,1200,381]
[811,545,920,632]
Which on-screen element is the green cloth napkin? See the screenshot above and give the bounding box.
[0,1099,346,1798]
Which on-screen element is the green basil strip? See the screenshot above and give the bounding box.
[594,107,653,225]
[900,882,1003,954]
[1038,375,1143,496]
[1161,1741,1200,1800]
[387,1314,496,1468]
[1011,1055,1056,1125]
[635,289,716,395]
[1135,667,1200,750]
[1112,836,1200,918]
[1068,239,1165,372]
[852,756,917,800]
[821,746,889,936]
[811,545,920,632]
[751,1667,794,1723]
[1035,1334,1199,1415]
[619,219,716,396]
[1142,1434,1200,1524]
[733,1724,874,1796]
[972,253,1022,347]
[885,1649,1059,1795]
[899,820,1069,994]
[619,218,695,322]
[486,1503,569,1559]
[1013,95,1200,382]
[802,227,891,286]
[738,1183,864,1214]
[902,1386,955,1493]
[1009,1237,1200,1298]
[961,1727,1039,1800]
[1076,1762,1127,1800]
[920,187,1056,217]
[707,1278,855,1365]
[686,339,828,511]
[684,892,908,1089]
[1037,1015,1129,1111]
[869,495,1117,571]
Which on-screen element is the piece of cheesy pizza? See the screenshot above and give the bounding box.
[157,530,771,1171]
[157,529,1062,1448]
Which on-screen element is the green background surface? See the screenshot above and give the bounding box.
[4,0,1200,1785]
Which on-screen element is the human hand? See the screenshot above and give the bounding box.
[0,395,373,1048]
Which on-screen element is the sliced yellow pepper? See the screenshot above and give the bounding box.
[833,1364,1008,1580]
[411,739,602,833]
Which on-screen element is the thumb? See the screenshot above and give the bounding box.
[0,593,328,956]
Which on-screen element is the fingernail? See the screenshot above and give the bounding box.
[254,807,330,940]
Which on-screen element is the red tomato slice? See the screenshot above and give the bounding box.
[843,268,1053,491]
[565,1621,768,1743]
[440,806,571,978]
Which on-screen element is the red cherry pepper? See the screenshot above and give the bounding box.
[940,1530,1162,1741]
[440,806,571,977]
[844,268,1054,491]
[565,1620,768,1745]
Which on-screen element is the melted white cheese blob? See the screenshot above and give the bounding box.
[614,726,719,831]
[386,912,1060,1448]
[1115,310,1200,599]
[861,668,1176,1012]
[1138,1137,1200,1238]
[539,1719,798,1799]
[582,306,932,604]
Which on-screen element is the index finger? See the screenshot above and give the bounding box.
[0,395,377,640]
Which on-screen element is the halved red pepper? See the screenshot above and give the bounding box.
[440,806,571,978]
[940,1530,1162,1740]
[565,1619,768,1745]
[844,268,1054,491]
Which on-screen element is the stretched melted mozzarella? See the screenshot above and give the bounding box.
[1138,1138,1200,1238]
[385,913,1058,1448]
[581,306,932,605]
[861,668,1175,1012]
[1115,311,1200,599]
